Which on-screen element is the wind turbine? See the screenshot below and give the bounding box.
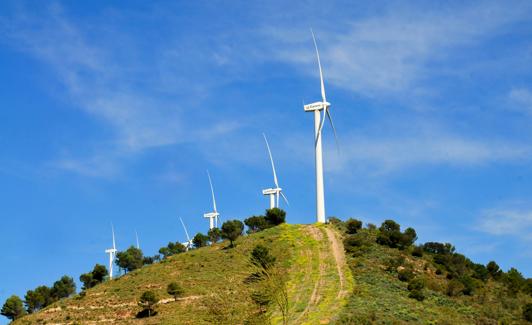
[203,170,220,230]
[179,217,193,251]
[303,30,339,223]
[135,230,140,250]
[262,133,289,209]
[104,224,117,280]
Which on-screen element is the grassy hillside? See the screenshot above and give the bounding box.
[13,224,352,324]
[11,221,532,324]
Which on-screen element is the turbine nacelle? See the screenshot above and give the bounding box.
[262,187,282,195]
[105,248,117,254]
[304,101,330,112]
[204,212,219,229]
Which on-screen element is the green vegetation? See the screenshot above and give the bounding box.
[159,241,186,258]
[79,264,108,290]
[1,296,25,321]
[193,232,209,248]
[4,213,531,324]
[208,227,222,244]
[166,282,184,301]
[115,246,143,273]
[221,219,244,247]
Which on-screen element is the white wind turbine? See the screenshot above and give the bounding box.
[262,133,289,209]
[203,170,220,230]
[179,217,193,251]
[104,224,117,280]
[303,30,339,223]
[135,230,140,250]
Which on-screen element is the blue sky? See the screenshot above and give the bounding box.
[1,0,532,315]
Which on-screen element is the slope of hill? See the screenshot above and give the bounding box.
[11,221,532,324]
[13,224,353,324]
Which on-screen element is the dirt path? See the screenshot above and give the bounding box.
[324,227,349,299]
[286,225,352,324]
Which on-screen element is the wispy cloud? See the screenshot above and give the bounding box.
[478,206,532,239]
[267,2,531,98]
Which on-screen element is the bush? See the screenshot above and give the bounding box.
[408,289,425,301]
[398,268,415,282]
[446,279,464,297]
[376,220,417,250]
[159,242,186,258]
[407,278,425,291]
[523,303,532,322]
[505,267,525,294]
[412,245,424,257]
[459,276,476,295]
[167,282,184,301]
[264,208,286,226]
[345,218,363,234]
[137,291,158,318]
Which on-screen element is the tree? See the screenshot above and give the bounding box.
[1,295,26,321]
[167,282,184,301]
[345,218,362,234]
[486,261,502,279]
[193,232,209,248]
[116,246,144,273]
[505,267,525,294]
[244,216,269,233]
[377,220,417,250]
[208,227,222,244]
[159,242,186,259]
[423,242,454,255]
[138,291,158,317]
[51,276,76,300]
[265,208,286,226]
[80,264,108,290]
[221,220,244,247]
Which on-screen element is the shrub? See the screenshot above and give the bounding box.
[137,291,158,318]
[446,279,464,297]
[376,220,417,250]
[524,303,532,322]
[407,278,425,291]
[398,268,415,282]
[264,208,286,226]
[408,289,425,301]
[167,282,184,301]
[412,245,424,257]
[423,242,454,255]
[459,276,476,295]
[505,267,525,295]
[345,218,363,234]
[159,242,186,258]
[486,261,501,279]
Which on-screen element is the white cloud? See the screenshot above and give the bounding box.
[324,132,531,175]
[268,2,531,98]
[478,208,532,239]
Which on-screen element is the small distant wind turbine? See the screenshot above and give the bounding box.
[104,224,117,280]
[203,170,220,230]
[135,230,140,250]
[179,217,193,251]
[303,30,339,223]
[262,133,289,209]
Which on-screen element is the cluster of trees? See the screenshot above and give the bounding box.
[376,220,417,250]
[1,276,76,321]
[244,208,286,234]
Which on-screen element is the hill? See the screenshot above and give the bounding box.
[9,220,532,324]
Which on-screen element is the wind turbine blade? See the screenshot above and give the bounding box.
[207,170,217,213]
[135,230,140,249]
[180,217,191,242]
[311,29,326,103]
[326,108,339,152]
[111,223,116,250]
[280,191,290,206]
[262,133,279,188]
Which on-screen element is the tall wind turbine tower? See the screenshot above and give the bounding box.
[204,170,220,229]
[303,30,338,223]
[262,133,289,209]
[104,224,117,280]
